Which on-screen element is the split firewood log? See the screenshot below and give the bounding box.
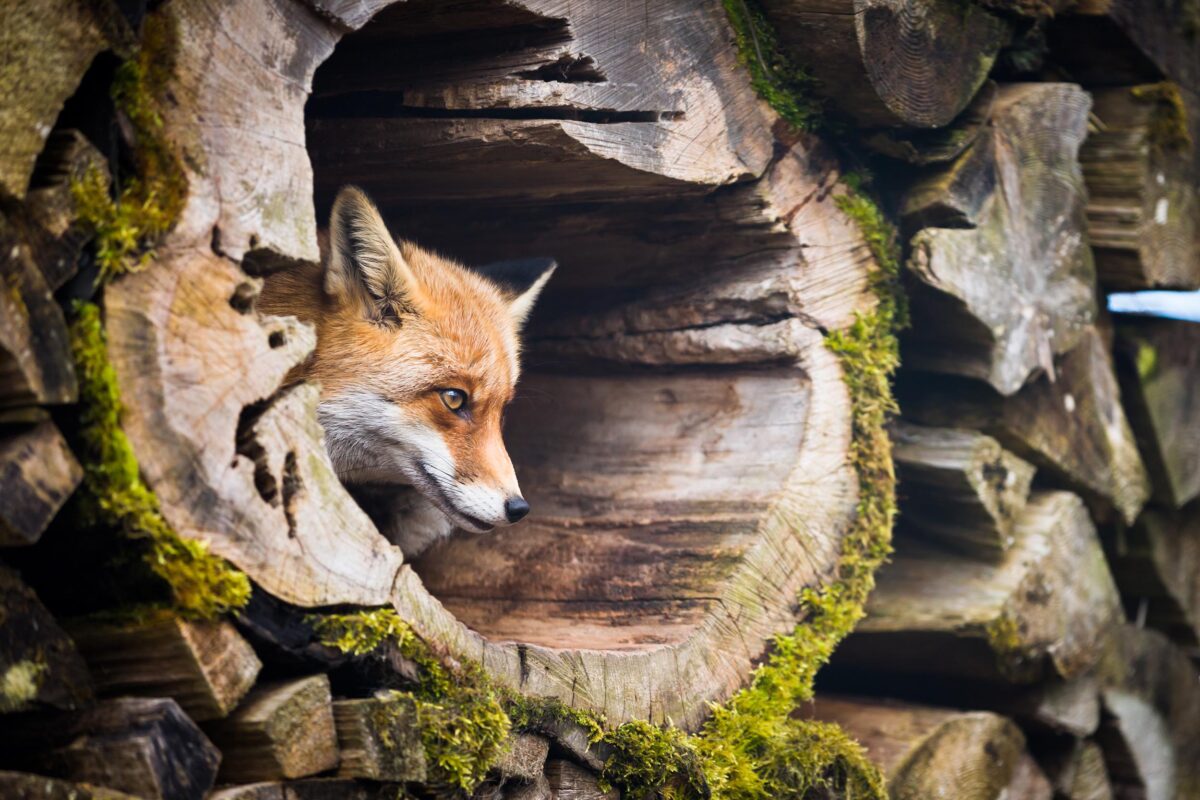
[833,492,1122,684]
[901,83,1097,396]
[331,694,425,782]
[1113,318,1200,509]
[756,0,1010,129]
[0,421,82,547]
[900,327,1151,525]
[891,421,1035,557]
[0,697,221,800]
[1106,505,1200,646]
[1082,85,1200,290]
[806,696,1051,800]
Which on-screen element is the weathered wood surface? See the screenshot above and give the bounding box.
[0,209,77,409]
[0,0,130,200]
[203,675,339,783]
[1082,85,1200,290]
[1096,626,1200,800]
[0,564,92,713]
[900,327,1150,525]
[104,0,879,730]
[1107,506,1200,646]
[1043,740,1114,800]
[891,421,1035,557]
[0,697,221,800]
[331,694,425,782]
[544,759,618,800]
[209,780,375,800]
[757,0,1008,129]
[493,733,550,784]
[835,492,1122,684]
[901,83,1097,395]
[0,421,82,547]
[0,772,139,800]
[806,696,1048,800]
[1114,318,1200,509]
[68,614,261,721]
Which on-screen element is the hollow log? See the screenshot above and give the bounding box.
[203,675,339,783]
[0,564,92,713]
[101,0,880,730]
[1113,318,1200,509]
[805,696,1049,800]
[900,326,1151,525]
[0,421,82,547]
[891,421,1035,557]
[331,694,426,782]
[68,613,262,721]
[832,492,1122,684]
[756,0,1009,129]
[0,772,139,800]
[901,83,1097,396]
[0,697,221,800]
[1082,85,1200,291]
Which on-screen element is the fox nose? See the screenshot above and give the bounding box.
[505,496,530,523]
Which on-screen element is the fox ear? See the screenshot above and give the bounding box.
[326,186,418,323]
[476,257,557,329]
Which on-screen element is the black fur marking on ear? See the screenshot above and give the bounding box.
[474,257,558,297]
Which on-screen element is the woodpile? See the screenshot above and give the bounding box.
[0,1,1198,799]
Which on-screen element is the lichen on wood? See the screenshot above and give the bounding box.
[68,301,249,619]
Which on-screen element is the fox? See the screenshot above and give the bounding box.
[257,186,555,556]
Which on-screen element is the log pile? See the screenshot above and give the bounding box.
[1,1,1198,800]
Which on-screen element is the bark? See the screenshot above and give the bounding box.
[806,696,1048,800]
[835,491,1122,684]
[1113,318,1200,509]
[901,83,1097,396]
[0,421,82,547]
[0,564,92,713]
[891,421,1035,557]
[757,0,1010,128]
[67,614,262,721]
[1082,86,1200,290]
[900,327,1151,525]
[202,675,339,783]
[0,697,221,800]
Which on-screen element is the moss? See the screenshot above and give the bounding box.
[72,10,187,282]
[506,694,606,744]
[1131,82,1194,153]
[0,659,45,712]
[310,609,511,793]
[1136,342,1159,381]
[68,301,250,619]
[721,0,823,132]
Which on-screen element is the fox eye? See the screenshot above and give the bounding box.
[440,388,468,412]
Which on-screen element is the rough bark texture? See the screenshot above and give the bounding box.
[1081,86,1200,291]
[901,83,1097,396]
[891,421,1035,557]
[758,0,1009,128]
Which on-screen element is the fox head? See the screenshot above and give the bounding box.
[299,186,554,535]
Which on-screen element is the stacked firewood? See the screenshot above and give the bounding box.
[2,1,1200,799]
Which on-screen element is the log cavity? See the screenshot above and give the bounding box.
[305,1,816,651]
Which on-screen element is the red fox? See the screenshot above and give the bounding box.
[258,186,555,556]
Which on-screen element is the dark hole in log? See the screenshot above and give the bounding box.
[235,398,280,508]
[302,1,817,652]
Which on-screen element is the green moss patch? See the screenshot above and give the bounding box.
[72,10,187,281]
[1131,82,1194,153]
[310,610,511,793]
[68,301,250,619]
